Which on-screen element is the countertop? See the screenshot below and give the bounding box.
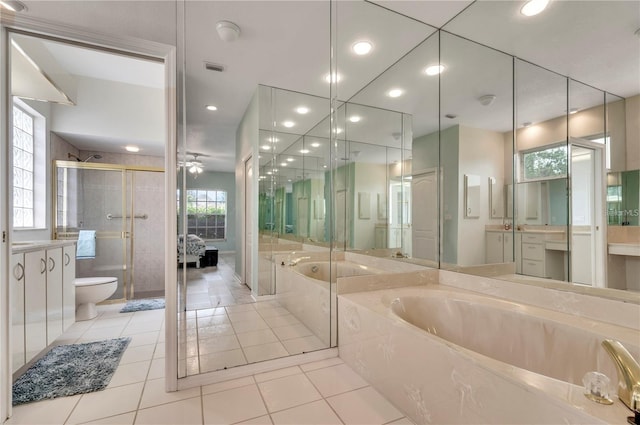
[11,240,76,253]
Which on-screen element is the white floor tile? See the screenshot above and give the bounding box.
[254,366,301,383]
[257,374,322,413]
[153,342,166,359]
[225,304,256,314]
[202,384,267,424]
[147,357,165,380]
[107,360,151,388]
[388,417,416,424]
[201,376,254,395]
[139,378,201,409]
[235,415,273,425]
[271,323,313,341]
[299,357,344,372]
[6,395,81,425]
[327,386,403,425]
[256,307,291,318]
[197,324,235,338]
[135,397,203,424]
[89,317,132,330]
[126,331,160,347]
[227,310,263,323]
[306,364,369,397]
[263,314,301,328]
[199,349,247,373]
[79,411,136,424]
[282,335,326,355]
[271,400,342,425]
[196,307,226,317]
[66,382,144,424]
[232,318,270,333]
[77,326,125,342]
[243,341,289,363]
[198,334,240,355]
[197,315,230,328]
[236,329,279,347]
[120,344,156,364]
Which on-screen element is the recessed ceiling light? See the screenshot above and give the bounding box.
[296,106,309,114]
[348,116,361,123]
[569,108,579,115]
[300,149,310,154]
[311,142,321,148]
[281,162,288,167]
[266,171,272,175]
[125,145,140,152]
[332,127,343,134]
[282,121,295,128]
[522,122,532,128]
[261,145,271,150]
[267,137,279,143]
[352,40,373,55]
[286,157,294,162]
[424,64,445,76]
[323,165,328,168]
[520,0,549,17]
[206,105,218,111]
[324,72,341,83]
[478,94,496,106]
[387,89,403,98]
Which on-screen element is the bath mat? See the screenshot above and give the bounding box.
[12,337,131,406]
[120,298,165,313]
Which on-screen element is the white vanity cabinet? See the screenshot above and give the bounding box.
[520,232,565,280]
[46,247,64,345]
[11,253,26,373]
[11,241,76,373]
[485,231,514,263]
[23,250,48,364]
[62,244,76,331]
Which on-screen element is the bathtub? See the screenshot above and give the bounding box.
[338,284,638,424]
[295,260,382,283]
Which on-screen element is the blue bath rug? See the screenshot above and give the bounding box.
[12,337,131,406]
[120,298,165,313]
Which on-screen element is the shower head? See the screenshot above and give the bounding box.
[83,154,102,162]
[68,153,81,161]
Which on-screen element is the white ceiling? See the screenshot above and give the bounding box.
[15,0,640,173]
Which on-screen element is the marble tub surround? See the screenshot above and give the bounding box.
[608,226,640,243]
[443,262,516,277]
[344,251,430,273]
[338,284,638,424]
[338,269,437,295]
[439,270,640,329]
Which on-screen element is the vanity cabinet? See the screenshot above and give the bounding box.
[485,231,514,263]
[520,232,565,280]
[11,242,76,373]
[11,253,26,373]
[62,245,76,331]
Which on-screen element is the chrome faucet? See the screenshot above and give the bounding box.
[602,339,640,412]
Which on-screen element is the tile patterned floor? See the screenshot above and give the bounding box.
[8,303,414,424]
[179,254,326,375]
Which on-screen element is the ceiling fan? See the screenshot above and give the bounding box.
[178,152,210,176]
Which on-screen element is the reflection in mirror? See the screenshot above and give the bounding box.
[440,32,513,271]
[608,170,640,226]
[489,177,504,219]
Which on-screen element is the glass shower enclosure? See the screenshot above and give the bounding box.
[53,160,165,301]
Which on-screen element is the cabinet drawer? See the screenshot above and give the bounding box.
[521,233,544,244]
[522,259,544,277]
[522,242,544,261]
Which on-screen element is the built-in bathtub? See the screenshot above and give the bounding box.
[339,283,639,424]
[295,261,382,283]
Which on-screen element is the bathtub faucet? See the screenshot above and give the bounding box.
[288,256,310,266]
[602,339,640,413]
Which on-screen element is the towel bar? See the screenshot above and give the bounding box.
[106,213,148,220]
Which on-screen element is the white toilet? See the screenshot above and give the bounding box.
[74,277,118,321]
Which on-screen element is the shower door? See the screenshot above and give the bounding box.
[54,161,165,301]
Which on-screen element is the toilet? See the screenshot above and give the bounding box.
[74,277,118,321]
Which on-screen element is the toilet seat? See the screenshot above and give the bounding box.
[74,277,118,287]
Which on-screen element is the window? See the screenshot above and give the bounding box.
[13,105,35,228]
[180,189,227,240]
[520,144,567,181]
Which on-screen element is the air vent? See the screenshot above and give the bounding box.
[204,62,225,72]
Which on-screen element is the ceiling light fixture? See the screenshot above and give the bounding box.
[261,145,271,150]
[311,142,321,148]
[187,154,204,177]
[286,157,294,162]
[424,64,445,76]
[387,88,403,98]
[125,145,140,153]
[282,121,295,128]
[0,0,26,12]
[324,72,341,83]
[267,137,279,143]
[520,0,550,17]
[296,106,309,114]
[216,20,241,42]
[352,40,373,55]
[300,149,310,154]
[478,94,497,106]
[569,108,579,114]
[281,163,288,167]
[206,105,218,111]
[348,116,361,123]
[522,122,532,128]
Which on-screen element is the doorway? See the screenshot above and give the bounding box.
[570,140,606,286]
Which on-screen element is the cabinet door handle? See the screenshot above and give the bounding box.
[64,253,71,266]
[49,257,56,272]
[40,258,47,274]
[14,262,25,281]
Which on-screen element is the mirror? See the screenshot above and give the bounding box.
[464,175,481,218]
[489,177,504,219]
[608,170,640,226]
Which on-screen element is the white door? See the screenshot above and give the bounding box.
[244,158,254,291]
[412,171,438,261]
[570,142,605,286]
